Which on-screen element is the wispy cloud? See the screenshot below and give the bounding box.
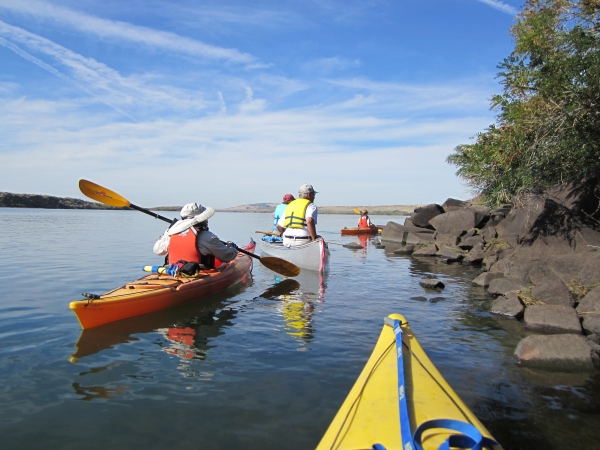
[476,0,519,15]
[303,57,361,75]
[0,32,138,121]
[0,0,258,64]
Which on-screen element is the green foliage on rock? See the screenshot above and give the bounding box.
[447,0,600,206]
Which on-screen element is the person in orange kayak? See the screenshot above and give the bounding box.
[357,209,374,228]
[153,203,238,268]
[276,183,318,246]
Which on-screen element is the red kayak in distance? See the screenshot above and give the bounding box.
[340,226,384,235]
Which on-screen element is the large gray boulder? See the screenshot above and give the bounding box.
[472,272,504,288]
[441,198,467,212]
[531,275,574,307]
[428,207,490,236]
[435,233,460,246]
[458,235,483,250]
[577,286,600,313]
[514,334,597,371]
[487,277,529,296]
[411,204,444,229]
[496,205,543,240]
[490,292,525,318]
[582,316,600,337]
[412,244,437,256]
[479,226,497,243]
[436,246,464,262]
[523,305,582,334]
[380,222,435,245]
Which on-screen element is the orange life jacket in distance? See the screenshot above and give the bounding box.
[358,216,370,228]
[168,228,201,264]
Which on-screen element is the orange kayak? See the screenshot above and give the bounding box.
[70,242,255,329]
[341,226,383,235]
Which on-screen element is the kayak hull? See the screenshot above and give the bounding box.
[317,313,501,450]
[70,243,255,329]
[259,238,329,272]
[340,226,383,235]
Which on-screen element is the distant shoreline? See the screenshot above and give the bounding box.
[0,192,419,215]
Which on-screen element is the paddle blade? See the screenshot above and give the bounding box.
[79,179,131,208]
[260,256,301,277]
[353,208,361,214]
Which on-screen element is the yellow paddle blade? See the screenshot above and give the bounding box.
[79,179,131,208]
[260,256,301,277]
[353,208,361,214]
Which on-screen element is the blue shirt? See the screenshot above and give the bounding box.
[273,203,288,230]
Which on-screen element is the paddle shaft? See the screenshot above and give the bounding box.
[129,203,173,223]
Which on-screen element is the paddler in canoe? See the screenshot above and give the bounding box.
[262,193,295,243]
[153,202,238,270]
[276,183,319,246]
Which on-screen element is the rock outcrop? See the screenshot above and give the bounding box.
[383,177,600,371]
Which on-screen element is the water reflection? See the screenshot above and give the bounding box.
[158,308,238,361]
[72,382,128,401]
[259,271,328,344]
[71,279,253,361]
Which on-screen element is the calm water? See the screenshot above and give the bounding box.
[0,209,599,449]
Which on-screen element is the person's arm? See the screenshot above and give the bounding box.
[306,217,317,240]
[276,215,285,235]
[196,231,239,262]
[153,232,170,255]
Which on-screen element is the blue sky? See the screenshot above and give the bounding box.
[0,0,522,208]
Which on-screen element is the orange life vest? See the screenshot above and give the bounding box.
[168,228,201,264]
[358,216,370,228]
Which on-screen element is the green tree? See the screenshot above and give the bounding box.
[447,0,600,206]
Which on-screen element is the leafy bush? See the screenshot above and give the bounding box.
[447,0,600,206]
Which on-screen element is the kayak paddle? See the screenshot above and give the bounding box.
[255,230,282,236]
[79,179,301,277]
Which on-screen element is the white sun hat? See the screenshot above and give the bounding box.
[167,203,215,235]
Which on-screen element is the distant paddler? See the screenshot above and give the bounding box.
[276,184,319,247]
[357,209,376,229]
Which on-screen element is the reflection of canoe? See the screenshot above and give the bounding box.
[69,242,255,329]
[340,226,383,235]
[259,238,330,272]
[317,313,501,450]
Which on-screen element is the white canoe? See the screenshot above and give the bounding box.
[259,237,330,273]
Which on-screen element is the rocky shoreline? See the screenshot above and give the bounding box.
[0,192,420,215]
[380,179,600,372]
[0,192,122,209]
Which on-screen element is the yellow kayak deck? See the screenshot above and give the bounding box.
[317,313,501,450]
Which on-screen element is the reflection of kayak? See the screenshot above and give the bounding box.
[317,313,501,450]
[259,238,329,272]
[69,242,255,329]
[340,226,383,235]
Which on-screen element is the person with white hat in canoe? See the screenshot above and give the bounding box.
[153,203,238,268]
[276,184,319,247]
